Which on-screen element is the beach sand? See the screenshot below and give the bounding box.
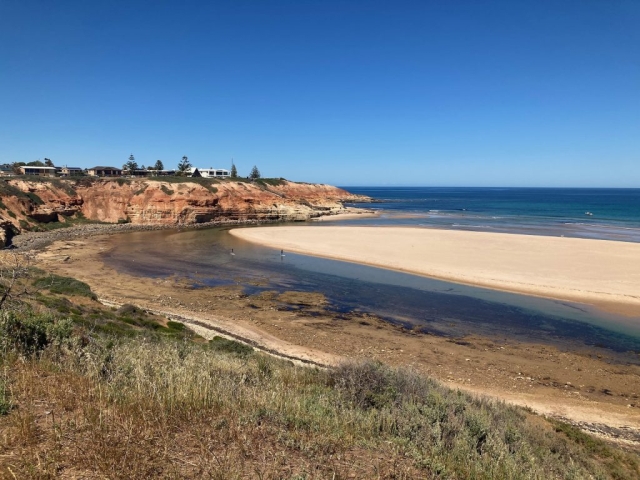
[230,226,640,316]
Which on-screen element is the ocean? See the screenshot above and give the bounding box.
[101,187,640,354]
[339,187,640,242]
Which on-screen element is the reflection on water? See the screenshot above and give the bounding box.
[102,227,640,354]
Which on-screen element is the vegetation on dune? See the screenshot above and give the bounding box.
[0,180,34,203]
[1,177,77,196]
[0,258,638,478]
[148,176,219,193]
[255,177,287,187]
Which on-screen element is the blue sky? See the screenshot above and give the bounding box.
[1,1,638,187]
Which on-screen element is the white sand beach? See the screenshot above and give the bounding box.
[230,226,640,314]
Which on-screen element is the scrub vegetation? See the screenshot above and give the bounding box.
[0,259,638,479]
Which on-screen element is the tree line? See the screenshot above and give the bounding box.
[8,156,262,180]
[123,155,260,179]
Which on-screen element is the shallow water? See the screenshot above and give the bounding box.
[102,226,640,355]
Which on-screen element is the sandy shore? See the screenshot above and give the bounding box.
[230,226,640,316]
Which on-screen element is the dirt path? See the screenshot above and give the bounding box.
[36,236,640,445]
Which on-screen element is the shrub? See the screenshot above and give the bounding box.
[0,311,73,356]
[256,178,286,187]
[331,360,429,409]
[33,274,97,299]
[25,192,44,205]
[166,320,185,331]
[160,185,174,195]
[74,177,97,188]
[209,336,254,356]
[0,377,10,415]
[116,304,140,316]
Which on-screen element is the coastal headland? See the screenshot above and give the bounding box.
[0,176,372,247]
[230,225,640,317]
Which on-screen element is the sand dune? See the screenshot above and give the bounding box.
[230,226,640,314]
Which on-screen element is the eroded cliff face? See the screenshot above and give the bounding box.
[0,178,369,245]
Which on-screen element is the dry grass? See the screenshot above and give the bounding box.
[0,288,639,478]
[0,328,638,479]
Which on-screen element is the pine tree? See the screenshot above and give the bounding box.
[177,156,191,176]
[249,165,260,179]
[123,154,138,174]
[230,162,238,178]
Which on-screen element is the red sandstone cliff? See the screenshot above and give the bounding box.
[0,178,370,245]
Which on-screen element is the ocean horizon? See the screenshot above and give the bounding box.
[338,186,640,243]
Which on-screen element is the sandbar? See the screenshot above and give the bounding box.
[230,226,640,315]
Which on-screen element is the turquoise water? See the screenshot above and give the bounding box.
[340,187,640,242]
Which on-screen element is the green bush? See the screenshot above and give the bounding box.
[166,320,185,331]
[36,294,74,314]
[256,178,286,187]
[149,177,219,194]
[0,377,11,415]
[33,274,97,300]
[330,360,429,409]
[0,311,73,356]
[25,192,44,205]
[209,336,254,356]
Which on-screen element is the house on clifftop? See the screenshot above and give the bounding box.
[187,167,230,178]
[87,166,122,177]
[58,166,84,177]
[19,165,57,177]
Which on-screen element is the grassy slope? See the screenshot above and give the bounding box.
[0,273,638,479]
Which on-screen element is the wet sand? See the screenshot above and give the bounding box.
[230,226,640,317]
[32,234,640,444]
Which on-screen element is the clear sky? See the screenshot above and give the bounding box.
[1,1,638,187]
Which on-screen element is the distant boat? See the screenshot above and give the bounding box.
[585,211,593,216]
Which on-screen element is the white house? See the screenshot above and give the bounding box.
[188,167,230,178]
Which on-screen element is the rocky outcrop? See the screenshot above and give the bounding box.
[0,178,370,243]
